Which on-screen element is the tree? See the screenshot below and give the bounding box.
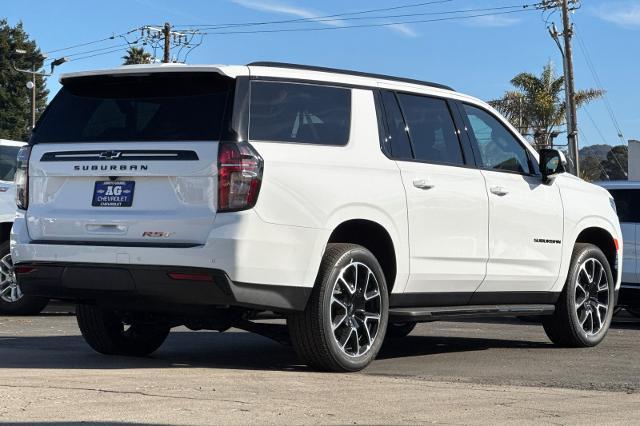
[0,19,48,141]
[600,145,628,180]
[489,62,603,150]
[122,47,152,65]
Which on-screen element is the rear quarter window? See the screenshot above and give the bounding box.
[249,81,351,145]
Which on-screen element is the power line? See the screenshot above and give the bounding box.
[174,0,454,29]
[198,8,539,36]
[574,29,626,143]
[44,27,141,55]
[186,5,531,31]
[583,105,627,177]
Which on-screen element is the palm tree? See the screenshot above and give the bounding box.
[489,62,604,150]
[122,47,153,65]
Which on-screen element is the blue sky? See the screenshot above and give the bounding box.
[3,0,639,147]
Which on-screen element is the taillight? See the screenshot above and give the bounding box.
[217,142,263,212]
[15,146,31,210]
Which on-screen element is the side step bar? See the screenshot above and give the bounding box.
[389,304,555,322]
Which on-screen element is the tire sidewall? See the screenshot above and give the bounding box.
[320,247,389,371]
[565,245,615,346]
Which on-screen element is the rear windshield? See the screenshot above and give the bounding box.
[31,72,233,143]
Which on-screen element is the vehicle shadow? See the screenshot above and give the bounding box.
[0,329,553,372]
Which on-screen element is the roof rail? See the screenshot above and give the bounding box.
[247,61,455,92]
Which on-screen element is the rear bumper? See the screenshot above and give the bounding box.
[15,262,311,313]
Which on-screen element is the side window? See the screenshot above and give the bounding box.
[609,189,640,223]
[249,81,351,145]
[380,91,413,159]
[463,104,532,174]
[396,93,464,165]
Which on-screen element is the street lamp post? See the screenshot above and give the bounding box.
[13,49,67,129]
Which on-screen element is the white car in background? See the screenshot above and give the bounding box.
[0,139,48,315]
[596,180,640,315]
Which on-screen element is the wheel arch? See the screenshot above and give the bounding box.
[574,226,619,285]
[326,219,401,293]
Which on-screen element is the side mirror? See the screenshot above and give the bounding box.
[539,148,566,182]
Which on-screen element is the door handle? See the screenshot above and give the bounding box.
[490,186,509,196]
[413,179,435,190]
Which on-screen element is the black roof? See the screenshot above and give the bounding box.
[247,61,454,92]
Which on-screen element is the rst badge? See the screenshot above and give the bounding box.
[92,181,135,207]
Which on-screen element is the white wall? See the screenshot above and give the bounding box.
[630,140,640,181]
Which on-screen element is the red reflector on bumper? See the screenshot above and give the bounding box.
[614,239,620,251]
[168,273,214,282]
[15,266,36,274]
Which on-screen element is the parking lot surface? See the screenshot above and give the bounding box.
[1,304,640,424]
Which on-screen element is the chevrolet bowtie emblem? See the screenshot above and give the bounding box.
[99,151,122,160]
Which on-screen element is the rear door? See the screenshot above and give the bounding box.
[377,89,488,302]
[608,188,639,284]
[26,71,236,246]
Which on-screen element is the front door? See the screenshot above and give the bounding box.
[460,103,563,299]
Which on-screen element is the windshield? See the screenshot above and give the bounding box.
[31,72,233,143]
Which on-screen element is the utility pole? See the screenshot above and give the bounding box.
[544,0,580,176]
[30,65,36,128]
[561,0,579,177]
[163,22,171,63]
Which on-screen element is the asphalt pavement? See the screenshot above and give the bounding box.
[1,303,640,424]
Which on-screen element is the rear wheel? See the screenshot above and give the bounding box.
[543,243,614,347]
[0,241,49,315]
[76,304,170,356]
[288,243,389,372]
[386,321,417,339]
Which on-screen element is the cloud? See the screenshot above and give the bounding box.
[464,14,521,28]
[591,2,640,28]
[387,24,418,37]
[232,0,345,27]
[231,0,417,37]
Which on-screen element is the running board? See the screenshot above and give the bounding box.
[389,304,555,322]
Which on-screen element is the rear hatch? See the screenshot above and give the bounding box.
[26,71,235,246]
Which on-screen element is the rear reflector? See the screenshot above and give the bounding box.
[15,266,36,274]
[168,272,214,282]
[614,239,620,251]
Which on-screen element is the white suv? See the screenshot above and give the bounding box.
[0,139,49,315]
[12,63,622,371]
[597,181,639,315]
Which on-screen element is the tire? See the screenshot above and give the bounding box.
[76,304,170,356]
[386,321,417,339]
[543,243,614,347]
[0,240,49,315]
[288,243,389,372]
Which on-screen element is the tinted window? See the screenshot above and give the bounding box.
[609,189,640,223]
[464,104,531,174]
[32,73,233,143]
[0,145,20,181]
[380,91,413,159]
[249,81,351,145]
[396,94,464,165]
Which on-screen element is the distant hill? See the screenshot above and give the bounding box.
[580,144,612,161]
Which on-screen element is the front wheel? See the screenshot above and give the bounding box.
[288,243,389,372]
[0,241,49,315]
[76,304,170,356]
[543,243,614,347]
